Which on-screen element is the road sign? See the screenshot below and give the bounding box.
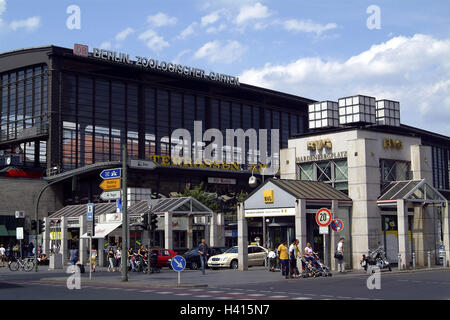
[331,219,344,232]
[171,255,186,272]
[100,168,121,180]
[100,178,121,190]
[100,190,121,201]
[87,203,94,221]
[15,211,24,218]
[315,208,332,227]
[129,159,157,170]
[319,226,329,234]
[16,227,24,240]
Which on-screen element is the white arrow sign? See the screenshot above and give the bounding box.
[100,190,121,201]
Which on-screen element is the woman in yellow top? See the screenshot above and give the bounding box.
[91,246,97,272]
[277,241,289,279]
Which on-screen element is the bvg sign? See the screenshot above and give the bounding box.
[383,138,403,150]
[263,190,274,203]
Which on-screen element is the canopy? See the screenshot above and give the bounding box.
[378,179,447,206]
[80,222,121,239]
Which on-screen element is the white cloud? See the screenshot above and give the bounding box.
[99,41,112,49]
[201,11,221,27]
[138,29,169,52]
[240,34,450,135]
[283,19,338,35]
[194,40,246,64]
[147,12,177,27]
[9,16,41,32]
[234,2,271,25]
[115,27,134,42]
[177,22,197,40]
[206,23,226,34]
[173,49,191,64]
[0,0,6,16]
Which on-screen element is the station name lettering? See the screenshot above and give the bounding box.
[296,151,347,163]
[92,48,239,86]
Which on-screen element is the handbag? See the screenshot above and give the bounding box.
[334,251,343,260]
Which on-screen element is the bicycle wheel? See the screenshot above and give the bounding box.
[9,261,19,271]
[23,260,35,272]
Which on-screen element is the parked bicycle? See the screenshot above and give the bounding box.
[9,257,35,272]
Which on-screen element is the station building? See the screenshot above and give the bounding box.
[0,44,313,251]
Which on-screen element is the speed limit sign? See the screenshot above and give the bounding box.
[315,208,332,227]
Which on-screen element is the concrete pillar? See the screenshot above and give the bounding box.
[348,138,381,269]
[412,205,436,266]
[42,217,50,255]
[204,216,210,246]
[210,212,218,247]
[295,199,307,252]
[397,199,411,269]
[79,216,87,264]
[331,200,338,271]
[98,238,105,267]
[217,213,225,247]
[443,201,450,267]
[164,212,173,250]
[187,216,193,249]
[237,203,248,271]
[60,217,68,265]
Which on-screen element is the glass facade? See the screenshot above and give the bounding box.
[379,159,411,190]
[431,146,450,190]
[0,64,48,165]
[60,72,307,171]
[297,159,348,193]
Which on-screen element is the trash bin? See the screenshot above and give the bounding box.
[49,253,63,269]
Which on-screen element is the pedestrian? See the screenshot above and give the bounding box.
[5,245,13,265]
[107,247,116,272]
[116,247,122,272]
[277,241,289,279]
[128,247,135,271]
[91,246,97,272]
[0,244,5,267]
[197,238,209,275]
[289,239,300,278]
[268,247,277,272]
[335,238,345,273]
[69,245,79,266]
[12,243,19,258]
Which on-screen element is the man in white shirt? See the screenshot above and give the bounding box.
[289,239,299,278]
[0,244,5,267]
[268,248,277,271]
[336,238,345,272]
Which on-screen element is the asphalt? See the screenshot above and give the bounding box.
[0,264,449,300]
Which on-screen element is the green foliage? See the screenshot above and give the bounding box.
[180,182,219,212]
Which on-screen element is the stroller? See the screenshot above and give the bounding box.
[301,254,332,278]
[312,253,332,277]
[134,254,148,273]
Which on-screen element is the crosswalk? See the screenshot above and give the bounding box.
[0,279,373,300]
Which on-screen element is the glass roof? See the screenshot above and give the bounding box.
[378,179,446,203]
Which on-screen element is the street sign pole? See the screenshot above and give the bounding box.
[121,144,128,282]
[178,271,181,285]
[89,236,92,280]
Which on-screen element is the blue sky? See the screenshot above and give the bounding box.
[1,0,449,135]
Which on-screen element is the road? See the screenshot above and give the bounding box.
[0,265,449,300]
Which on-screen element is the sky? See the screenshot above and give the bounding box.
[0,0,449,135]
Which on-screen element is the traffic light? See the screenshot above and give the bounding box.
[150,213,158,231]
[38,219,45,233]
[141,213,149,230]
[31,220,37,231]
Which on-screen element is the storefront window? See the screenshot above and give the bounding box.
[297,159,348,192]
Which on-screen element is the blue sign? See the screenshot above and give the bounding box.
[171,255,186,272]
[116,199,122,212]
[86,203,94,221]
[100,168,121,180]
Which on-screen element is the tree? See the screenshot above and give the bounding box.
[180,182,219,212]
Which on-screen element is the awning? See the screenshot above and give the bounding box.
[80,222,121,239]
[378,179,447,206]
[0,225,9,237]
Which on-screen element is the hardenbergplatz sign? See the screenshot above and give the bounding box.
[245,207,296,217]
[73,44,240,86]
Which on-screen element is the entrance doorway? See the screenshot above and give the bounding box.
[267,226,295,249]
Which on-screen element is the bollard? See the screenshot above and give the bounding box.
[398,253,402,271]
[412,252,416,270]
[443,252,447,268]
[427,251,431,269]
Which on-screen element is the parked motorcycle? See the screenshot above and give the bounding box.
[360,246,392,272]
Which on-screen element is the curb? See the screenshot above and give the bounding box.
[39,277,208,289]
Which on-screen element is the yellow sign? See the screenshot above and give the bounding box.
[383,138,403,150]
[307,139,332,151]
[263,190,274,203]
[100,178,121,190]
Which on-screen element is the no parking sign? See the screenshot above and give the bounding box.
[331,219,344,232]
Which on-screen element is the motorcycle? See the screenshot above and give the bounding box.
[360,246,392,273]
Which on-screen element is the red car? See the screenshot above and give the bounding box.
[150,248,177,268]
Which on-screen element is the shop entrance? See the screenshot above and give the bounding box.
[267,225,295,249]
[306,213,324,260]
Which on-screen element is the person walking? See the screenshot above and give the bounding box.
[128,247,135,271]
[115,247,122,272]
[69,245,79,266]
[335,238,345,273]
[107,247,116,272]
[0,244,5,267]
[198,238,209,275]
[277,241,289,279]
[289,239,300,278]
[91,246,97,272]
[268,247,277,272]
[5,245,13,266]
